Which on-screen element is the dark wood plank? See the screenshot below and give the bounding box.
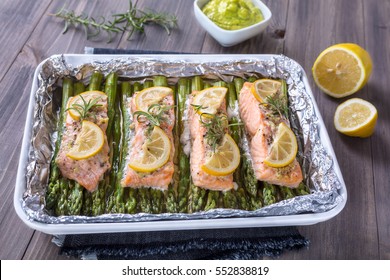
[0,210,35,259]
[25,0,130,59]
[22,232,68,260]
[201,0,288,54]
[1,0,388,260]
[0,0,51,81]
[280,0,379,259]
[364,0,390,260]
[0,0,130,260]
[0,47,42,259]
[118,0,206,53]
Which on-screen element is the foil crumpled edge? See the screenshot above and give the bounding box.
[22,54,344,224]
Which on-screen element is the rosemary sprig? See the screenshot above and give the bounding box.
[191,104,242,151]
[50,0,177,43]
[133,103,173,134]
[114,0,178,40]
[201,113,228,152]
[65,96,102,121]
[263,95,289,119]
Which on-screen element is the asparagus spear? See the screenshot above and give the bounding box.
[82,71,104,216]
[105,72,119,139]
[46,77,74,211]
[188,182,206,213]
[247,76,257,83]
[106,81,133,213]
[263,182,277,206]
[222,190,238,209]
[67,182,83,215]
[73,81,85,95]
[234,77,259,202]
[122,81,144,213]
[53,77,75,216]
[153,75,168,87]
[119,82,138,214]
[236,187,249,210]
[153,75,178,213]
[67,81,85,216]
[204,190,220,211]
[55,179,70,216]
[226,81,251,210]
[91,72,119,216]
[294,182,310,196]
[249,189,263,211]
[187,76,207,213]
[105,107,122,212]
[177,78,191,213]
[88,71,104,91]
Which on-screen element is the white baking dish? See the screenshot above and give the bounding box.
[14,54,347,234]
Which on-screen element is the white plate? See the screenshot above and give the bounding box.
[14,54,347,234]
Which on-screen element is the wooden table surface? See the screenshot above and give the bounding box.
[1,0,389,260]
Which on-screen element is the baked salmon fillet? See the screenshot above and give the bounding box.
[239,82,303,188]
[121,91,175,190]
[188,93,234,191]
[56,94,110,192]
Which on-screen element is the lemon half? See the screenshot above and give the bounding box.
[264,122,298,168]
[312,43,373,98]
[334,98,377,137]
[66,120,105,160]
[201,134,240,176]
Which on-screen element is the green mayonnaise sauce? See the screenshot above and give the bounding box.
[202,0,264,30]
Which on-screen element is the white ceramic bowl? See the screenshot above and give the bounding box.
[194,0,272,47]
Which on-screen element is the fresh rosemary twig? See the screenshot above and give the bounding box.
[264,95,289,119]
[50,0,177,43]
[113,0,178,40]
[191,104,242,152]
[133,103,173,134]
[65,96,102,121]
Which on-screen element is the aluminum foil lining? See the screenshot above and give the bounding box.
[23,54,344,224]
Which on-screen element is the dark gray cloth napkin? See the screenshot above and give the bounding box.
[56,226,308,260]
[54,47,309,260]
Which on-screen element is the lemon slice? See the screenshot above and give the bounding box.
[201,134,240,176]
[66,120,105,160]
[251,79,282,102]
[192,87,227,115]
[135,86,173,112]
[67,91,106,120]
[264,122,298,168]
[312,43,373,98]
[334,98,378,137]
[128,126,171,172]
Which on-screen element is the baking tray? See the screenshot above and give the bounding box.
[14,54,347,234]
